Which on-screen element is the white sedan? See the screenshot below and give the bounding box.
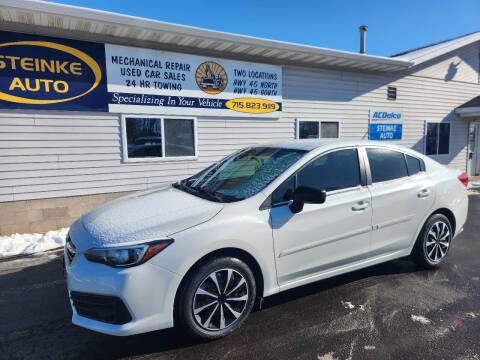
[65,139,468,339]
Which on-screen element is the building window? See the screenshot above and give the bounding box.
[425,122,450,155]
[297,120,339,139]
[122,116,196,161]
[164,118,196,157]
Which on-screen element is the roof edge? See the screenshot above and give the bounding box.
[1,0,413,70]
[393,32,480,66]
[455,107,480,117]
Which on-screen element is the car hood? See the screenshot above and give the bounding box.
[73,185,223,250]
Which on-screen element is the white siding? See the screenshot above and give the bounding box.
[408,42,480,83]
[0,112,293,201]
[283,43,479,171]
[0,43,478,202]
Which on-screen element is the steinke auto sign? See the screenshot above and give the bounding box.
[0,31,107,111]
[0,31,282,117]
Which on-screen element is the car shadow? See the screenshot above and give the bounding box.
[85,327,205,359]
[259,257,421,310]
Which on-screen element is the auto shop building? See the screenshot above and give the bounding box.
[0,0,479,235]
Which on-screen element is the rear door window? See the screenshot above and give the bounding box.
[366,148,408,183]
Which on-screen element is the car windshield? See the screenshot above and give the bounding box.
[174,147,306,202]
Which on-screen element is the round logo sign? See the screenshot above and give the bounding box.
[195,61,227,94]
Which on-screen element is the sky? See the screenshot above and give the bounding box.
[52,0,479,57]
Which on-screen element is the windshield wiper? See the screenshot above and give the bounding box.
[173,181,221,202]
[172,180,188,191]
[173,181,241,203]
[190,186,226,202]
[173,180,199,197]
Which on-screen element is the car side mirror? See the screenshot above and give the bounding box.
[289,186,326,213]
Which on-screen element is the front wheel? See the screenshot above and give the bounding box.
[176,256,256,340]
[412,214,453,268]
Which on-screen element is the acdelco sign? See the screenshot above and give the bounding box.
[0,31,107,111]
[369,108,403,141]
[371,111,402,121]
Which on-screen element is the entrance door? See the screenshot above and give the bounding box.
[468,123,480,176]
[476,124,480,176]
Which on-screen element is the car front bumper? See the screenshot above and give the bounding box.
[65,246,182,336]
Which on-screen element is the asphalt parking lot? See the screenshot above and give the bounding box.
[1,194,480,360]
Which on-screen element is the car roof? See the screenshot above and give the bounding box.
[263,139,407,152]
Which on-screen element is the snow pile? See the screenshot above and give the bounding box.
[411,314,432,325]
[341,301,356,309]
[0,228,69,257]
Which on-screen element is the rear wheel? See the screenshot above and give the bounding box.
[176,256,256,339]
[412,214,453,268]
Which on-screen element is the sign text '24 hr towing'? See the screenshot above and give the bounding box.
[111,55,191,90]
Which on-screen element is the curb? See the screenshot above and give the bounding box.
[0,246,64,262]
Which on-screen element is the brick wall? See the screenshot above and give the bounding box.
[0,191,132,235]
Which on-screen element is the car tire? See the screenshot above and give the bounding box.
[176,256,256,340]
[412,213,453,269]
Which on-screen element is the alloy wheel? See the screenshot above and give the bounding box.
[425,220,451,262]
[192,268,249,331]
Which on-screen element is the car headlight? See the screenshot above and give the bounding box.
[84,239,173,268]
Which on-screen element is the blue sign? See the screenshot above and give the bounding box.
[109,92,282,111]
[0,30,108,111]
[369,123,402,140]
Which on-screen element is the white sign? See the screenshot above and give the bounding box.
[105,44,282,117]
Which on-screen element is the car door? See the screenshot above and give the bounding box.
[364,147,435,257]
[270,147,372,286]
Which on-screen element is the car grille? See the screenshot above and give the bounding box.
[70,291,132,325]
[65,234,76,264]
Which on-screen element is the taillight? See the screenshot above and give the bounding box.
[458,172,468,187]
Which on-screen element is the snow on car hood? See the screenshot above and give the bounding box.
[77,185,223,248]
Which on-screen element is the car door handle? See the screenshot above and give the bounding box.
[418,189,431,198]
[352,201,369,211]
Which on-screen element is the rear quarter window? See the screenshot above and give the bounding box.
[406,155,423,175]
